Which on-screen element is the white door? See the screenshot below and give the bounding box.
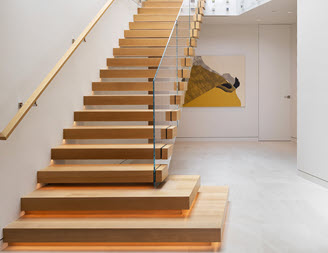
[259,25,291,141]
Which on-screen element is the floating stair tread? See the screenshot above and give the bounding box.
[20,175,201,211]
[119,38,196,47]
[74,109,181,122]
[4,186,228,243]
[143,2,182,7]
[138,8,180,15]
[107,58,189,67]
[124,29,190,38]
[107,58,161,67]
[84,94,181,105]
[63,125,177,140]
[134,14,179,22]
[92,81,188,91]
[51,143,174,160]
[38,164,168,184]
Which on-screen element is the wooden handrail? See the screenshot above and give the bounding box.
[0,0,116,140]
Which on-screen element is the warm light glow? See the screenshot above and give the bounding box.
[6,242,221,252]
[24,209,185,218]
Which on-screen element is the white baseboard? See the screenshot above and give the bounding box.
[298,170,328,189]
[176,137,259,142]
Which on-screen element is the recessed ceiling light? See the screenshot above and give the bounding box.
[288,11,293,14]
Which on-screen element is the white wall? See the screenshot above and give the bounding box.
[0,0,138,238]
[298,0,328,183]
[178,23,296,140]
[291,23,297,139]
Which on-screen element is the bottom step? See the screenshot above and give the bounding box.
[3,186,229,244]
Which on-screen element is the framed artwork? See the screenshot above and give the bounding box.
[184,55,245,107]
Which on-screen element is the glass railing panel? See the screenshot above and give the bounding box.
[152,0,194,185]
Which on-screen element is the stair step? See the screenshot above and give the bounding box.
[107,57,191,67]
[142,2,182,7]
[100,69,190,78]
[51,143,174,160]
[124,29,192,38]
[37,164,168,183]
[113,47,194,57]
[4,186,228,243]
[134,14,178,22]
[92,81,188,91]
[129,21,200,30]
[20,175,200,211]
[147,0,183,2]
[114,48,166,57]
[74,109,181,122]
[134,14,202,22]
[119,38,197,47]
[84,95,182,105]
[107,58,160,67]
[63,125,177,139]
[138,8,180,15]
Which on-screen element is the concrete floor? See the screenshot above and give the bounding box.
[170,141,328,253]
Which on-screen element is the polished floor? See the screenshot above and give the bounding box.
[171,141,328,253]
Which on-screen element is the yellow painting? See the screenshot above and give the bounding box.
[184,56,245,107]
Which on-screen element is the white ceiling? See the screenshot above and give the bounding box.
[204,0,297,25]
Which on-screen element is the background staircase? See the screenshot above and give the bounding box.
[2,0,229,250]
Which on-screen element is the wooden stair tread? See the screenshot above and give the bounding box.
[143,2,182,7]
[124,29,191,38]
[4,186,228,243]
[51,143,171,149]
[107,57,191,67]
[138,8,180,15]
[20,175,201,211]
[63,125,177,140]
[84,94,182,105]
[134,14,179,22]
[74,109,181,122]
[129,21,200,30]
[113,47,191,57]
[92,81,188,91]
[134,14,202,22]
[51,143,174,160]
[100,69,189,79]
[119,38,196,47]
[38,164,168,184]
[107,58,161,67]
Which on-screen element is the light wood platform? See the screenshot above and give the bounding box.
[4,186,228,243]
[21,175,200,211]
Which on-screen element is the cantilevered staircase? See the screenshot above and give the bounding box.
[3,0,229,250]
